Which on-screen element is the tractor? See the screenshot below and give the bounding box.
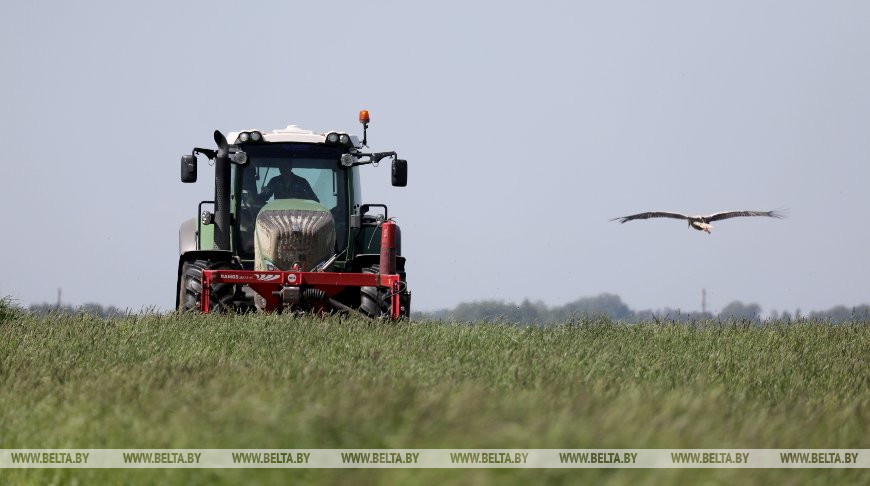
[176,111,410,319]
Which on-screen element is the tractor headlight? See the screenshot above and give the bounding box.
[238,132,250,143]
[231,150,248,165]
[250,131,262,142]
[340,154,356,167]
[339,134,350,145]
[326,132,340,144]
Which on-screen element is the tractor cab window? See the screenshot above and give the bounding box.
[257,166,339,208]
[235,143,348,260]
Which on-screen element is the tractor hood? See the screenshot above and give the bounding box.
[254,199,336,272]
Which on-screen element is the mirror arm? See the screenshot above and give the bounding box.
[351,151,397,167]
[193,147,217,160]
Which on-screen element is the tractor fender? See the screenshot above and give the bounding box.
[179,217,198,255]
[353,254,406,280]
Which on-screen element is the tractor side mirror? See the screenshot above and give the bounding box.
[181,154,197,183]
[391,159,407,187]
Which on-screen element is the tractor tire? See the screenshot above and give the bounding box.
[177,259,236,313]
[359,266,388,318]
[359,265,410,318]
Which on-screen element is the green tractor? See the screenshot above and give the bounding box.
[176,111,410,318]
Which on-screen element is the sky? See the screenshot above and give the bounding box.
[1,1,868,316]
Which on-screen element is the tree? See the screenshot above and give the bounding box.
[554,293,632,320]
[718,301,761,321]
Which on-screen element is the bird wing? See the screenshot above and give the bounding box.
[611,211,690,224]
[704,210,786,222]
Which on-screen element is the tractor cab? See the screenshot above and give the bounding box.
[231,141,352,266]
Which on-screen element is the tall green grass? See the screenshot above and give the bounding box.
[0,311,867,484]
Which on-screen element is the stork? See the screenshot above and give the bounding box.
[611,210,785,234]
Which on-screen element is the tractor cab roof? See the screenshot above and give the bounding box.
[226,125,361,148]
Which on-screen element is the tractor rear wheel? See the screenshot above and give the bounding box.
[177,259,236,313]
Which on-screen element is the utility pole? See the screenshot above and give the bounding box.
[56,288,62,308]
[701,288,707,315]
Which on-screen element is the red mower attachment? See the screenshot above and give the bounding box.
[200,270,402,319]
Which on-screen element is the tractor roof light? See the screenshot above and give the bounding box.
[236,131,263,144]
[359,109,370,147]
[325,131,354,147]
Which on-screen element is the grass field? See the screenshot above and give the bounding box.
[0,301,867,484]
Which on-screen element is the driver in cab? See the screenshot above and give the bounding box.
[260,165,319,203]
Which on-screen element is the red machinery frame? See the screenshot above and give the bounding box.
[201,270,402,319]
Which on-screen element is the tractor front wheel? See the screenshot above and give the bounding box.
[177,259,236,313]
[359,266,389,318]
[359,265,409,318]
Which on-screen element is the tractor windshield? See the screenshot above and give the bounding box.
[235,143,349,259]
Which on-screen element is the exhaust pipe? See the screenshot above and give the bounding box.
[213,131,231,251]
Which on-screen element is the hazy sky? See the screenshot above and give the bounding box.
[2,1,868,315]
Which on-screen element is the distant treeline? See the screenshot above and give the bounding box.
[27,302,126,318]
[414,293,870,324]
[14,295,870,323]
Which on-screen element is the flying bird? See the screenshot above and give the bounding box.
[611,209,785,234]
